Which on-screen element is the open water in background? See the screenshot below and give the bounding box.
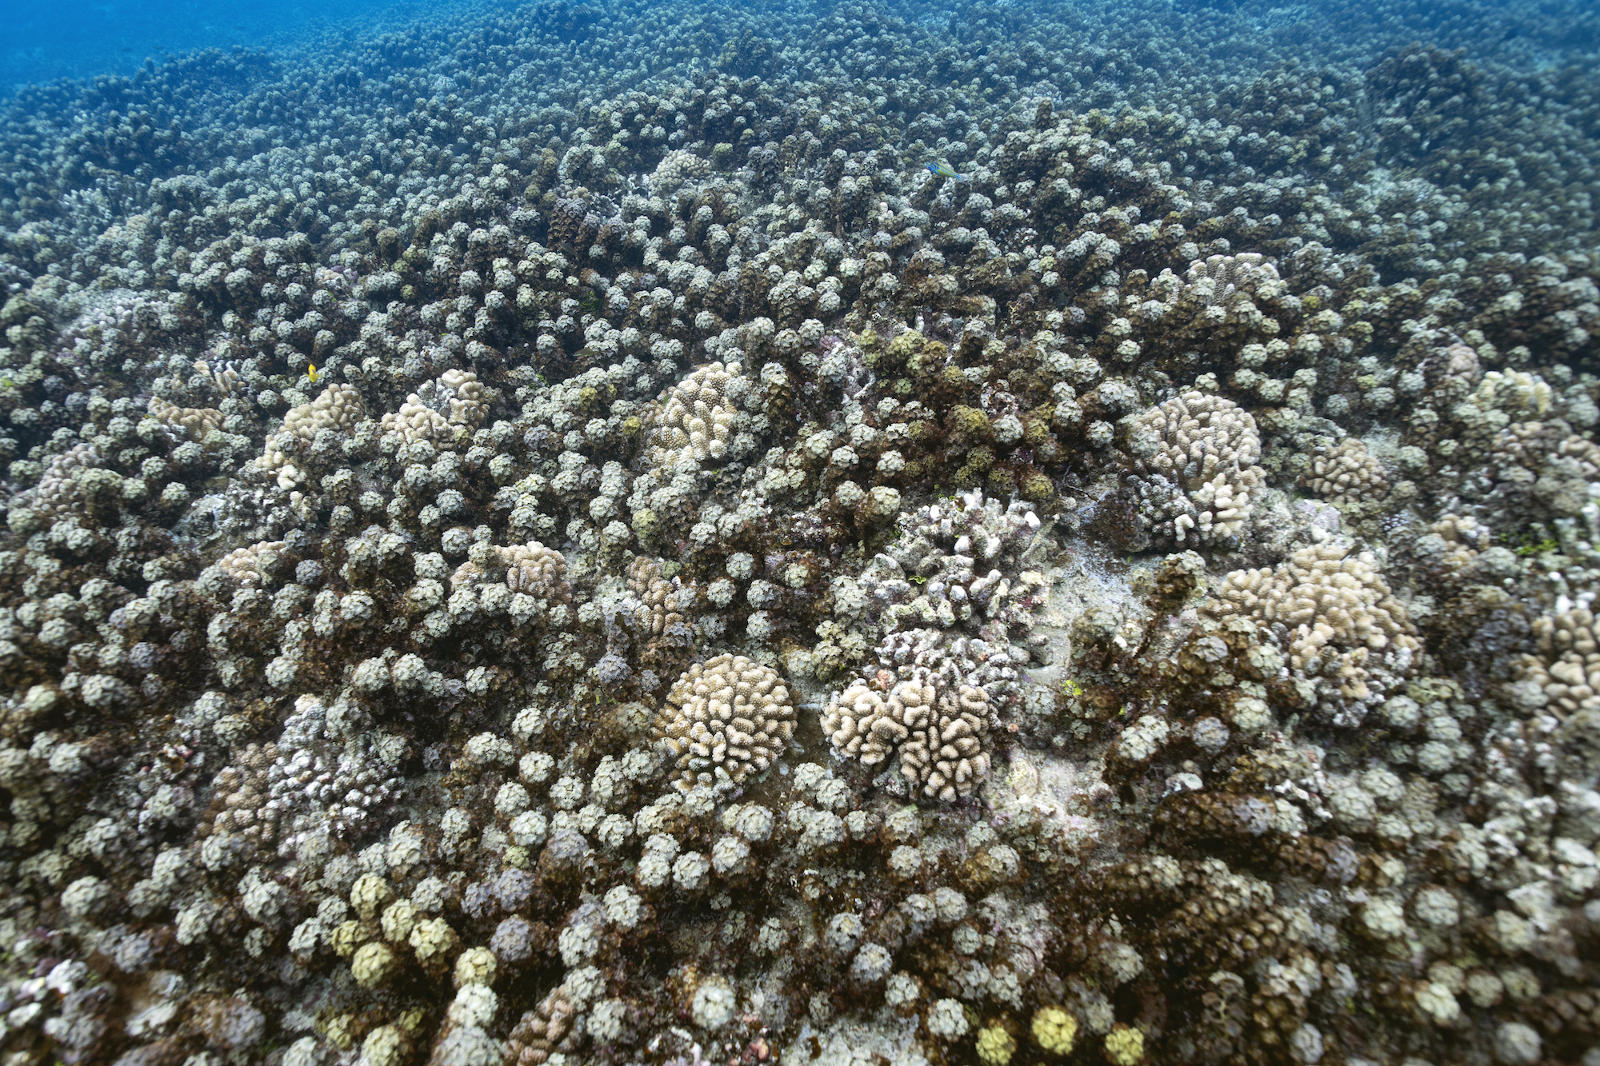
[5,0,1596,101]
[0,0,447,95]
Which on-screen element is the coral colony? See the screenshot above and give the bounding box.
[1,0,1599,1064]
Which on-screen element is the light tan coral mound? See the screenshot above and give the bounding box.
[627,556,690,641]
[211,540,288,588]
[23,443,100,519]
[657,654,794,793]
[499,542,568,595]
[1523,606,1600,718]
[649,149,712,190]
[1213,542,1418,707]
[380,368,489,445]
[505,988,579,1066]
[1127,390,1265,547]
[648,361,741,470]
[1184,252,1288,317]
[259,383,364,490]
[823,671,992,802]
[148,395,223,439]
[451,541,569,598]
[1302,438,1388,508]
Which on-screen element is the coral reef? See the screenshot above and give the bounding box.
[0,0,1598,1063]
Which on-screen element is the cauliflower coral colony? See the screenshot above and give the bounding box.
[2,0,1599,1063]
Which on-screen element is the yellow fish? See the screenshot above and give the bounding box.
[307,363,320,384]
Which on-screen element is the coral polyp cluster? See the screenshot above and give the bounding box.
[1,0,1599,1064]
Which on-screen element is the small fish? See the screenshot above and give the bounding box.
[925,160,970,181]
[307,363,320,384]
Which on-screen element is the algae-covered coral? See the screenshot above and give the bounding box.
[2,0,1599,1064]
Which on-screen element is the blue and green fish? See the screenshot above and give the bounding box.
[925,159,970,181]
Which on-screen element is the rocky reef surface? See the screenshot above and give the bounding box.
[2,0,1599,1064]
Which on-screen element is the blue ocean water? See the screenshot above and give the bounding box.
[3,0,1594,101]
[0,0,446,94]
[6,0,1593,94]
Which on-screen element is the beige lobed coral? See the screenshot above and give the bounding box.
[259,383,364,490]
[1422,513,1494,576]
[499,542,569,596]
[1301,438,1388,509]
[1182,252,1289,323]
[1500,420,1600,482]
[647,361,741,470]
[380,368,489,445]
[626,556,692,645]
[822,670,992,801]
[1127,390,1265,547]
[212,540,288,588]
[380,399,450,444]
[437,368,489,425]
[1471,369,1553,421]
[19,442,100,520]
[1212,542,1419,709]
[450,541,571,601]
[648,149,712,190]
[147,395,223,439]
[657,654,795,792]
[505,987,579,1065]
[1522,606,1600,717]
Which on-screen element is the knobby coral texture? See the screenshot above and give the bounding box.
[1,0,1599,1064]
